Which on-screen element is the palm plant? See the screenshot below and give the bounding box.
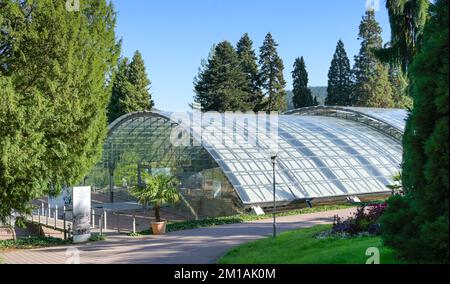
[130,173,180,222]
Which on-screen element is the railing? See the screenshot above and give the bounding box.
[285,106,404,142]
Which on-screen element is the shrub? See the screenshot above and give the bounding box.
[332,203,387,236]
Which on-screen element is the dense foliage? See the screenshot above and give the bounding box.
[194,41,251,112]
[325,40,353,106]
[332,203,387,236]
[0,0,120,221]
[353,9,394,108]
[292,57,315,108]
[381,0,449,263]
[376,0,430,72]
[108,51,154,123]
[259,33,287,111]
[236,33,263,111]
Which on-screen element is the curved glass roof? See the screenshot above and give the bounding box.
[342,107,408,131]
[285,106,408,142]
[95,110,403,206]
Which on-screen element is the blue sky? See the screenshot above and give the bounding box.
[112,0,391,111]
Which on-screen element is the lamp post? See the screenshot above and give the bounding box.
[271,154,277,238]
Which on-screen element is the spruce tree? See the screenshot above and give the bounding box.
[381,0,448,262]
[326,40,354,106]
[353,9,394,107]
[126,51,154,111]
[259,33,287,111]
[292,57,314,108]
[236,33,263,111]
[108,51,154,123]
[194,41,250,112]
[0,0,119,220]
[108,58,132,123]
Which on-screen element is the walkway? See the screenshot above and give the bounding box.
[1,208,354,264]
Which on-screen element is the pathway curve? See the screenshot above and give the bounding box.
[1,208,354,264]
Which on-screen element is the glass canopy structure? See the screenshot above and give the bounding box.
[85,108,406,218]
[285,106,407,142]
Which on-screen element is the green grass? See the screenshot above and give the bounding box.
[218,225,411,264]
[0,236,72,251]
[129,204,353,236]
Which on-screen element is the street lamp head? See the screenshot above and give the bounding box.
[271,155,277,164]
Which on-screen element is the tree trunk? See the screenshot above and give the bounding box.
[154,205,161,222]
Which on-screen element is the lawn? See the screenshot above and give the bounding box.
[218,225,410,264]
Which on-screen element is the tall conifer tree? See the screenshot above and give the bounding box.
[108,51,154,123]
[353,9,394,107]
[259,33,287,111]
[194,41,250,112]
[292,57,314,108]
[236,33,262,111]
[326,40,353,106]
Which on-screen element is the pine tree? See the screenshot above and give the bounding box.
[326,40,354,106]
[107,51,154,123]
[236,33,263,111]
[259,33,287,111]
[194,41,251,112]
[292,57,314,108]
[0,0,119,220]
[381,0,449,262]
[353,9,394,107]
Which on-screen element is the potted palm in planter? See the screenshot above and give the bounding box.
[130,173,180,235]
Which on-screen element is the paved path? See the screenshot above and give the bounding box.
[1,208,354,264]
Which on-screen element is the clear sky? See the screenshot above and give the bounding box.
[112,0,391,111]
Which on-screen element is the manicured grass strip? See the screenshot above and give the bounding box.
[218,225,410,264]
[131,204,353,236]
[0,236,72,251]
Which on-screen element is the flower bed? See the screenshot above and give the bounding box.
[317,203,387,239]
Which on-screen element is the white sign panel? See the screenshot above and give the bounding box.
[72,186,91,243]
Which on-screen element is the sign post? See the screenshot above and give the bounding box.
[72,186,91,243]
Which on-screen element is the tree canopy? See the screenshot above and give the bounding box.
[0,0,120,221]
[292,57,314,108]
[376,0,430,72]
[259,33,287,112]
[237,33,263,111]
[108,50,154,123]
[326,40,354,106]
[194,41,251,112]
[381,0,449,263]
[353,9,394,108]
